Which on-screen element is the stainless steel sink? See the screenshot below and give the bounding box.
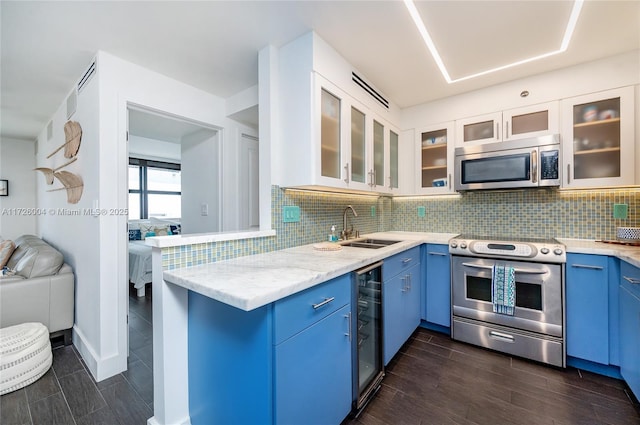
[340,239,402,249]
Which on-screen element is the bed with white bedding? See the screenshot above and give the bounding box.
[128,218,180,297]
[129,240,152,297]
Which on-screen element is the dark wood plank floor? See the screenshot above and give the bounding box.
[345,327,640,425]
[0,284,153,425]
[4,295,639,425]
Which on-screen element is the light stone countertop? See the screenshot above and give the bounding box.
[162,231,640,312]
[559,238,640,268]
[162,231,457,311]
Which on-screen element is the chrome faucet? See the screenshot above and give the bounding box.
[342,205,358,240]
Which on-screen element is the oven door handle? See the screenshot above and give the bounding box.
[461,262,548,275]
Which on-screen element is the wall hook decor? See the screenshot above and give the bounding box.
[47,171,83,204]
[47,121,82,159]
[36,120,84,204]
[34,157,78,185]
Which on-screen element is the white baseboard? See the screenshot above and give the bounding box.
[147,415,191,425]
[72,325,126,382]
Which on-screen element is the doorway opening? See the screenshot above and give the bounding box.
[124,105,221,407]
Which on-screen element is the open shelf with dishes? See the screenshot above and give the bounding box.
[416,124,452,192]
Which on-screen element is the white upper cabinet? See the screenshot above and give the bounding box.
[455,111,502,146]
[455,102,559,146]
[415,121,455,194]
[561,86,635,188]
[274,32,402,194]
[503,102,560,141]
[387,127,400,193]
[315,77,350,189]
[371,117,401,194]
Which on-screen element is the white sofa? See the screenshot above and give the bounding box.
[0,235,75,345]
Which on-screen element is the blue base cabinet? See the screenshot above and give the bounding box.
[566,253,609,364]
[275,305,352,425]
[188,273,352,425]
[620,261,640,400]
[423,244,451,328]
[383,246,421,365]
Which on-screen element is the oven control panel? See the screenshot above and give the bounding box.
[449,238,566,263]
[471,241,535,257]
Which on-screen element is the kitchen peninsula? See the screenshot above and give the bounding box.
[146,231,640,425]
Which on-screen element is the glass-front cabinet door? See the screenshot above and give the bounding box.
[350,106,367,185]
[562,86,635,188]
[315,74,402,193]
[372,120,385,188]
[388,130,399,191]
[415,122,454,193]
[503,101,559,141]
[455,112,502,146]
[320,88,342,180]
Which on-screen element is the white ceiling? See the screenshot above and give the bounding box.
[2,1,639,141]
[128,108,216,144]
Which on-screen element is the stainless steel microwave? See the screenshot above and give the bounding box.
[454,134,561,191]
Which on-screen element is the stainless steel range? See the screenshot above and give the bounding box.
[449,235,567,367]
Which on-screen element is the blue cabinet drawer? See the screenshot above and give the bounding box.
[273,273,351,345]
[621,261,640,298]
[383,246,420,281]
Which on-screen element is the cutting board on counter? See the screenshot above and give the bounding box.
[596,240,640,247]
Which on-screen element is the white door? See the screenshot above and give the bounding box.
[240,134,259,229]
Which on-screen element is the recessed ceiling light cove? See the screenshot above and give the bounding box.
[404,0,584,84]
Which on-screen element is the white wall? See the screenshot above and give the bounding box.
[181,129,220,234]
[128,135,181,163]
[34,68,103,376]
[30,50,262,384]
[0,138,37,239]
[97,50,262,381]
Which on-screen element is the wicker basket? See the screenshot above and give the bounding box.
[617,227,640,241]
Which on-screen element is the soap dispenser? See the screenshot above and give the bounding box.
[329,225,338,242]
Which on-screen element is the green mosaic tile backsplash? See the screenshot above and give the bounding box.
[392,188,640,239]
[162,186,639,270]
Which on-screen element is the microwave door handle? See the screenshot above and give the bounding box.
[531,150,538,183]
[461,262,548,275]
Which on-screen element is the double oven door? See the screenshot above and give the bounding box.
[451,256,563,337]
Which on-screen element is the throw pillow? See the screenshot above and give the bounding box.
[154,226,169,236]
[128,229,142,240]
[139,223,154,240]
[0,240,16,269]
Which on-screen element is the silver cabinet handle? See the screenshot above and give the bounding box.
[344,313,352,342]
[505,121,509,139]
[567,164,571,185]
[495,122,499,140]
[489,330,514,342]
[428,252,447,256]
[312,297,335,309]
[623,276,640,285]
[388,176,392,190]
[402,258,413,264]
[344,163,350,184]
[571,264,604,270]
[401,275,407,292]
[462,262,548,275]
[448,173,451,190]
